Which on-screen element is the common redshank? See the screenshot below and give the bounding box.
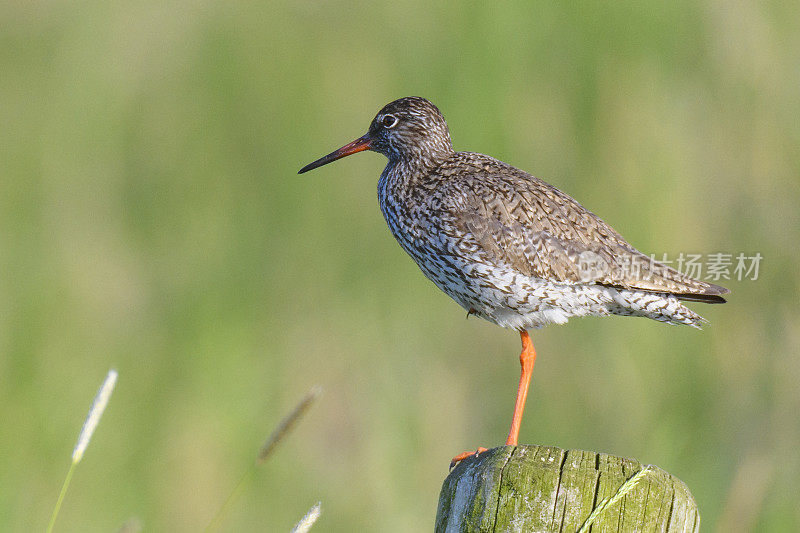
[298,97,728,465]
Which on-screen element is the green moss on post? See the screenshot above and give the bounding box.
[435,445,699,532]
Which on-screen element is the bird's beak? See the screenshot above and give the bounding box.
[298,134,372,174]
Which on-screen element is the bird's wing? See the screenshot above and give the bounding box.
[434,156,728,299]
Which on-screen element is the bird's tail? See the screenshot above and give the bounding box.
[609,289,708,329]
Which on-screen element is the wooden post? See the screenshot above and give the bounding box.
[435,445,699,532]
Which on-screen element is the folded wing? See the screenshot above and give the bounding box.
[436,157,728,303]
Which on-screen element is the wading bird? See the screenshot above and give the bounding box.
[299,97,728,465]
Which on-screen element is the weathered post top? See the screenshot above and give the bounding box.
[436,445,699,533]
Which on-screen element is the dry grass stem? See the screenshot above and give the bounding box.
[257,385,321,465]
[290,502,322,533]
[204,385,321,533]
[73,369,118,463]
[46,369,119,533]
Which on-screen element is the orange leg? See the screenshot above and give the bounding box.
[450,330,537,468]
[506,330,536,446]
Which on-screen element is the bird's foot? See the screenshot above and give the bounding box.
[449,447,488,470]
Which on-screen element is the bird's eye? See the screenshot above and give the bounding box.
[382,114,399,129]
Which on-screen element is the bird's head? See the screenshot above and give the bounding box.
[298,97,453,174]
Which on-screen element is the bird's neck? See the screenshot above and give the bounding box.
[386,148,451,181]
[379,158,428,197]
[378,152,451,233]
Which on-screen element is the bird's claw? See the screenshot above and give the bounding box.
[449,447,489,470]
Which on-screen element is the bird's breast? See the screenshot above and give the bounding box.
[378,171,427,248]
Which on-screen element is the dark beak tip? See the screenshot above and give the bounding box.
[297,135,372,175]
[297,160,322,174]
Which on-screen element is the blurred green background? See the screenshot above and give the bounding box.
[2,0,798,531]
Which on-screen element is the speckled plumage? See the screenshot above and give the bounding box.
[301,97,729,331]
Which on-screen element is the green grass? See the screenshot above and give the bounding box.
[1,1,799,530]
